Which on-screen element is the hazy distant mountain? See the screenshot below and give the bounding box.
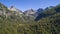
[0,2,60,22]
[23,9,37,21]
[37,8,44,13]
[24,9,36,16]
[34,8,44,17]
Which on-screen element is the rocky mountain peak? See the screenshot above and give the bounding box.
[10,6,15,9]
[24,9,36,16]
[8,6,23,14]
[9,6,18,11]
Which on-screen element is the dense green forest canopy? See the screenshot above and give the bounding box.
[0,3,60,34]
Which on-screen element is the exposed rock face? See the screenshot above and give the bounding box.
[8,6,23,14]
[0,3,44,22]
[33,8,44,18]
[24,9,36,16]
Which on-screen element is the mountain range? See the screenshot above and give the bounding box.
[0,3,45,22]
[0,2,60,34]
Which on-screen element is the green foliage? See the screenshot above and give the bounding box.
[0,3,60,34]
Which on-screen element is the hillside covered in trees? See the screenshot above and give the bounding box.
[0,3,60,34]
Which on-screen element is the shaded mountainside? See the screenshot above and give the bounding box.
[34,4,60,21]
[0,2,60,34]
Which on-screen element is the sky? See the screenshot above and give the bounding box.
[0,0,60,11]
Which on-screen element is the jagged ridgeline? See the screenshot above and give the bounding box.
[0,2,60,34]
[0,3,35,22]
